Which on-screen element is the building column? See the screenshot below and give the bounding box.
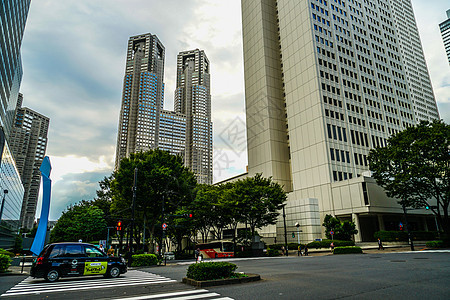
[377,215,385,231]
[352,213,362,242]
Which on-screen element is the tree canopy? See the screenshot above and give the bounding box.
[368,120,450,237]
[50,203,106,243]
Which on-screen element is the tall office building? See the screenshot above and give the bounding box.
[440,9,450,65]
[175,50,213,184]
[115,34,213,184]
[0,0,29,249]
[241,0,439,242]
[10,94,49,229]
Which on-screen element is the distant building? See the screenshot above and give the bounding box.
[240,0,439,243]
[439,9,450,65]
[10,94,49,229]
[0,0,30,250]
[115,33,212,184]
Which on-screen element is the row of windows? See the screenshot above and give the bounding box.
[330,148,351,163]
[327,124,348,142]
[333,171,353,182]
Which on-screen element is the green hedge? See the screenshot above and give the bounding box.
[411,231,438,241]
[374,231,408,242]
[131,254,158,267]
[0,248,14,257]
[267,249,280,257]
[0,254,11,271]
[186,262,237,281]
[333,246,363,254]
[307,240,355,249]
[426,240,444,248]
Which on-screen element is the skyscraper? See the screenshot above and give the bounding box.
[175,50,212,184]
[440,9,450,65]
[0,0,30,249]
[241,0,439,242]
[10,94,49,229]
[115,34,213,184]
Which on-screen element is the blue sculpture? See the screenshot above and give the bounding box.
[30,156,52,256]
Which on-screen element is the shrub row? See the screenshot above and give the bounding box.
[131,254,158,267]
[186,262,237,281]
[0,254,11,271]
[307,240,355,249]
[426,240,445,248]
[266,249,280,257]
[374,231,438,242]
[333,246,363,254]
[0,249,14,257]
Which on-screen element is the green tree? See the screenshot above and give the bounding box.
[111,150,197,253]
[50,203,107,243]
[322,214,358,241]
[233,174,287,239]
[368,120,450,237]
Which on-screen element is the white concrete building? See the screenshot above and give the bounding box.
[240,0,440,243]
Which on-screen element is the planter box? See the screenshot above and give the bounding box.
[182,273,261,288]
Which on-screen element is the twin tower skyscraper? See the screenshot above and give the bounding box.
[115,33,213,184]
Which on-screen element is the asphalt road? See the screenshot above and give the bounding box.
[154,251,450,300]
[1,250,449,299]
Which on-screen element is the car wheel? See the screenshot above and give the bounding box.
[106,266,120,278]
[45,269,60,282]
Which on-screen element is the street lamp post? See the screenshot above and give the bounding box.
[0,189,8,221]
[282,205,288,256]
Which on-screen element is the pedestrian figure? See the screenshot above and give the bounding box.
[304,245,308,256]
[378,238,384,250]
[195,248,201,263]
[330,242,335,253]
[99,243,104,252]
[298,245,302,256]
[107,245,114,256]
[281,245,285,256]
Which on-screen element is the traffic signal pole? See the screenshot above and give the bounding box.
[402,203,414,251]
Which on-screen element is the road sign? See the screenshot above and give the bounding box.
[330,231,334,235]
[162,223,167,229]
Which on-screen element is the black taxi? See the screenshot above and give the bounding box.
[30,242,127,282]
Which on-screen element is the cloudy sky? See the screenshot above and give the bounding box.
[20,0,450,221]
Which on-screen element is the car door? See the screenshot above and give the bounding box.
[46,244,71,276]
[83,245,108,276]
[64,244,86,276]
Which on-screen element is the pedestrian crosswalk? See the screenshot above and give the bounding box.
[113,289,233,300]
[1,270,176,297]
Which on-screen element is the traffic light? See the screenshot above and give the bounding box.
[425,205,430,210]
[117,221,122,231]
[182,213,193,218]
[292,232,295,238]
[399,222,403,231]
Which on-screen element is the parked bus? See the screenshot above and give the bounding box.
[196,241,234,258]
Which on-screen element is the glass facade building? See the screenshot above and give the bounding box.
[439,9,450,65]
[115,34,213,184]
[0,0,30,249]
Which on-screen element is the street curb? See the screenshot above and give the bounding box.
[182,273,261,287]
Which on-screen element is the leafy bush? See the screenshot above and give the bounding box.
[412,231,438,241]
[0,254,11,271]
[235,250,253,258]
[175,252,194,260]
[0,248,15,257]
[186,262,237,281]
[426,240,444,248]
[131,254,158,267]
[374,231,408,242]
[267,249,280,257]
[333,246,363,254]
[268,244,283,250]
[306,239,354,249]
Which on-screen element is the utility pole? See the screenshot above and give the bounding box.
[128,167,137,266]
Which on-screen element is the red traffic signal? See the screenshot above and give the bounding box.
[188,213,193,218]
[117,221,122,231]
